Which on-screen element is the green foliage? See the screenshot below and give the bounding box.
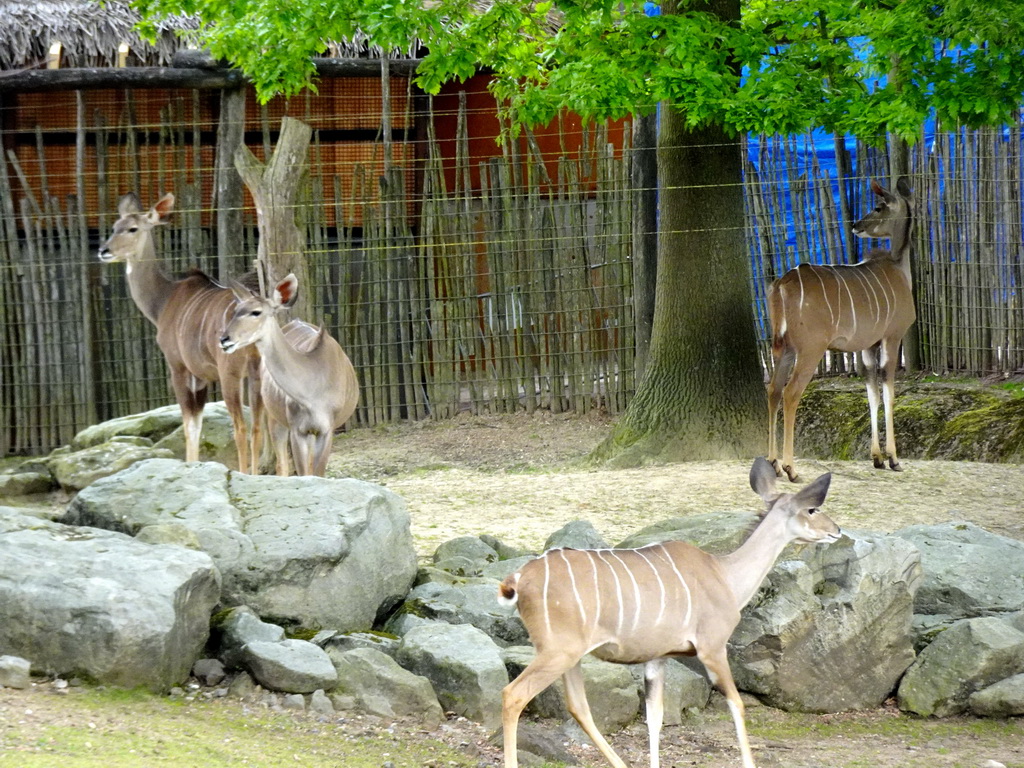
[131,0,1024,141]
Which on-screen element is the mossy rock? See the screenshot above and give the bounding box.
[793,380,1021,462]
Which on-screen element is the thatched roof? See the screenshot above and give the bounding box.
[0,1,198,70]
[0,0,412,72]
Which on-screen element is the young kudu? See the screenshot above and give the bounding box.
[499,457,840,768]
[766,177,916,482]
[98,193,263,472]
[219,274,359,477]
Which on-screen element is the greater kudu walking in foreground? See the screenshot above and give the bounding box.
[499,458,840,768]
[98,193,263,472]
[766,177,916,481]
[219,274,359,476]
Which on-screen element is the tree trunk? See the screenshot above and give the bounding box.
[234,115,312,316]
[631,112,658,381]
[593,111,766,466]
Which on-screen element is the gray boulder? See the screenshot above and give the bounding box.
[46,437,175,492]
[0,509,220,691]
[241,639,338,694]
[730,529,922,712]
[501,645,641,732]
[615,512,756,552]
[63,459,417,631]
[969,673,1024,717]
[396,622,509,727]
[328,646,444,724]
[897,618,1024,717]
[387,580,529,647]
[0,655,31,689]
[543,520,610,551]
[72,401,246,470]
[894,522,1024,620]
[0,468,55,497]
[319,631,400,660]
[71,403,186,448]
[214,606,286,669]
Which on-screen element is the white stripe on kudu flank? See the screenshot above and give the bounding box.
[596,550,626,637]
[655,543,693,626]
[609,551,643,632]
[586,551,602,626]
[560,549,587,626]
[635,548,667,627]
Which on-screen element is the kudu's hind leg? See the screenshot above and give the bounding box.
[501,651,577,768]
[861,343,886,469]
[881,336,903,471]
[562,662,630,768]
[780,346,825,483]
[766,343,795,476]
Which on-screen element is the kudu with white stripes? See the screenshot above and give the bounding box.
[766,177,916,482]
[219,274,359,476]
[98,193,263,472]
[499,457,841,768]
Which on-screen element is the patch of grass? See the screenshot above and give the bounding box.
[0,688,478,768]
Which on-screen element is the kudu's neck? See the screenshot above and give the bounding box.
[889,201,914,277]
[125,235,177,324]
[716,511,794,609]
[257,318,327,401]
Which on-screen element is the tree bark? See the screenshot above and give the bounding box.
[216,85,246,280]
[631,112,658,381]
[235,116,313,316]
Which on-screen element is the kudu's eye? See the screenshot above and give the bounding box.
[250,310,262,317]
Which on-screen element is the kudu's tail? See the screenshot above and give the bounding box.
[497,572,520,606]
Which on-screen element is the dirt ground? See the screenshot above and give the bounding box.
[5,410,1024,767]
[327,410,1024,558]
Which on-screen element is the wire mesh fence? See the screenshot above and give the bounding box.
[1,81,1022,456]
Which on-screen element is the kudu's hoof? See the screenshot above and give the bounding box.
[889,458,903,472]
[782,465,800,483]
[873,456,886,470]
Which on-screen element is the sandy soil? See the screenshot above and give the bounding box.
[327,410,1024,558]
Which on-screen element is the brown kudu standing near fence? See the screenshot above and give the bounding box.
[498,457,841,768]
[219,273,359,477]
[766,177,916,482]
[98,193,263,472]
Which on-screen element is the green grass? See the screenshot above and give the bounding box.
[0,687,479,768]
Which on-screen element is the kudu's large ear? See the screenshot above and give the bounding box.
[870,179,896,204]
[146,193,175,226]
[273,273,299,309]
[793,472,832,510]
[118,192,142,216]
[895,176,912,199]
[750,457,780,503]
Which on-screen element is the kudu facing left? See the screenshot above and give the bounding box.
[219,274,359,476]
[498,457,841,768]
[98,193,263,472]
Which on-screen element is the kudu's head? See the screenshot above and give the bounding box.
[851,176,913,240]
[749,457,842,545]
[98,192,175,263]
[219,273,299,354]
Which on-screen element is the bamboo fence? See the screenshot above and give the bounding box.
[1,85,1023,456]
